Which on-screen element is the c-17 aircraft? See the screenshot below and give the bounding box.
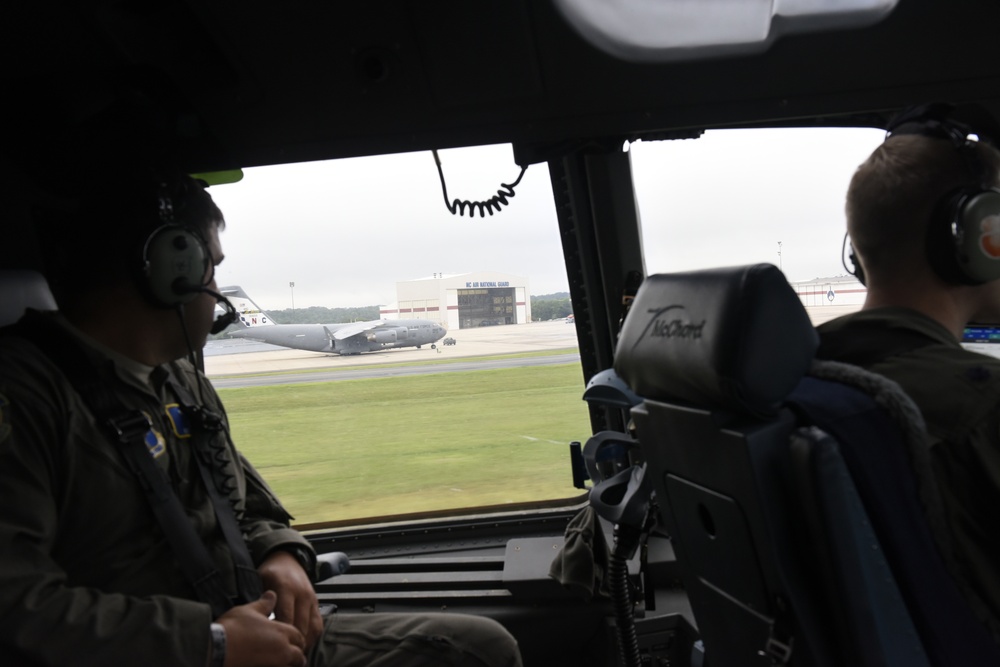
[220,286,447,355]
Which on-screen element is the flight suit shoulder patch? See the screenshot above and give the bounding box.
[165,404,192,439]
[144,423,166,459]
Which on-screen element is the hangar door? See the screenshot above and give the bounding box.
[457,288,516,328]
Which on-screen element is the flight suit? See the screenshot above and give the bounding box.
[0,311,521,667]
[817,307,1000,631]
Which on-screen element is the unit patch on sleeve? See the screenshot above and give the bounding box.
[144,423,166,458]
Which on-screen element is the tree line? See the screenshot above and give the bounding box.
[530,293,572,321]
[263,305,380,325]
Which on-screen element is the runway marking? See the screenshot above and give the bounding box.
[519,435,564,444]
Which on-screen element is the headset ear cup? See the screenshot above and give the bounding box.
[928,188,1000,285]
[142,225,210,306]
[954,189,1000,284]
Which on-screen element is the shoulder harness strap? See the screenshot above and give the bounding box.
[6,314,250,617]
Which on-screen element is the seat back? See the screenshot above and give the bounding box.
[0,269,56,326]
[613,264,946,666]
[787,368,1000,666]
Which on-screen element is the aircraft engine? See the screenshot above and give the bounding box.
[367,327,406,344]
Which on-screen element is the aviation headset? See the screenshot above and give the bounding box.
[139,177,213,308]
[139,176,240,333]
[845,105,1000,287]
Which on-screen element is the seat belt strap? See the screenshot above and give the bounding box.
[107,410,239,618]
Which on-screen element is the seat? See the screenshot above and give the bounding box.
[612,264,1000,666]
[0,269,57,326]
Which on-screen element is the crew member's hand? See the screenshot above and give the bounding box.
[217,591,306,667]
[258,550,324,650]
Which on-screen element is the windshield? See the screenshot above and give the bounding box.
[202,128,901,527]
[204,145,589,526]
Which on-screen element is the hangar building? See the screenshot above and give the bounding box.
[379,271,531,330]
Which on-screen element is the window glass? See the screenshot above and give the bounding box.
[205,145,589,526]
[630,127,886,326]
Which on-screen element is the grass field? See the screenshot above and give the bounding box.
[218,363,592,526]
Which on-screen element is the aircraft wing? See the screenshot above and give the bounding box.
[329,321,385,340]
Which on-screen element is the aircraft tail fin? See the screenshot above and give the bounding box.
[219,286,275,327]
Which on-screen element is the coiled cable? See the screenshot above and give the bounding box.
[175,305,242,511]
[611,527,643,667]
[432,149,528,217]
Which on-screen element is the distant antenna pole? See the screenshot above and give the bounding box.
[777,241,783,271]
[289,281,295,312]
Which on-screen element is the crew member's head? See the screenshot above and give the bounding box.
[846,133,1000,289]
[36,170,227,349]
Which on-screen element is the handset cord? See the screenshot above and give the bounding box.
[175,305,210,408]
[432,149,528,218]
[173,304,247,522]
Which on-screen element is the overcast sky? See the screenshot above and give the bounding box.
[208,127,886,311]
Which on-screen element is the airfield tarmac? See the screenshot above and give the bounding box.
[204,319,582,377]
[203,304,870,379]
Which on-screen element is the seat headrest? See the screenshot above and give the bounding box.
[614,264,817,418]
[0,270,57,327]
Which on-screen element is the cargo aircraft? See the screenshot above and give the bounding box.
[220,286,446,355]
[4,1,1000,666]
